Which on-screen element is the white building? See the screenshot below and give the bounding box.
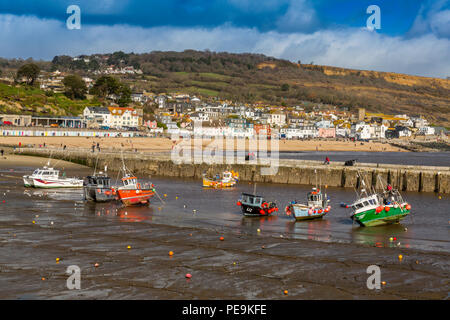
[268,111,286,127]
[83,106,140,128]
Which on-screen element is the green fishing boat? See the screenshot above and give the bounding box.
[350,173,411,227]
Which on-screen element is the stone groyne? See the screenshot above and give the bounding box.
[16,148,450,194]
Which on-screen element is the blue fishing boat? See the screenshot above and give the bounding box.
[285,187,331,221]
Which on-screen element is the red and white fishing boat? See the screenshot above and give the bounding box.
[116,156,156,206]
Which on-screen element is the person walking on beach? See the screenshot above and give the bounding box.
[324,156,330,165]
[1,149,3,157]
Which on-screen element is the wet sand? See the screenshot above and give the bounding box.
[0,154,87,169]
[0,214,448,299]
[0,136,405,153]
[0,161,448,299]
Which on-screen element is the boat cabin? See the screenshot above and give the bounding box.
[351,194,380,213]
[307,188,325,207]
[86,175,111,188]
[32,167,59,178]
[121,176,138,189]
[240,193,263,206]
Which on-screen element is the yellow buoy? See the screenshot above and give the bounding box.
[127,245,131,250]
[398,254,403,261]
[257,228,261,233]
[32,220,36,224]
[56,258,60,263]
[381,281,386,285]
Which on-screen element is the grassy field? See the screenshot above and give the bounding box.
[0,82,99,116]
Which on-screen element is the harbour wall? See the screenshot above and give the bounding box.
[15,148,450,194]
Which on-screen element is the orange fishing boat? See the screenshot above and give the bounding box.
[116,154,156,206]
[116,175,155,206]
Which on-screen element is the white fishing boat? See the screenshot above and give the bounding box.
[23,166,83,188]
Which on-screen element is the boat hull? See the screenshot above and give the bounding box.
[240,204,275,217]
[30,178,83,188]
[84,186,116,202]
[352,205,410,227]
[23,176,34,187]
[288,204,329,221]
[203,178,236,188]
[117,189,155,206]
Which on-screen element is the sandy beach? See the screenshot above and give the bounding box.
[0,136,406,153]
[0,154,87,169]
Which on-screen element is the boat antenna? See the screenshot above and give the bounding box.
[93,154,99,176]
[253,182,257,195]
[314,169,318,189]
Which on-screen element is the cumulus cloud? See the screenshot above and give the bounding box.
[409,0,450,38]
[0,14,449,78]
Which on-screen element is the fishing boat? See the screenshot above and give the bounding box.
[285,187,331,221]
[350,173,411,227]
[203,170,239,188]
[237,193,278,217]
[23,166,83,188]
[83,170,116,202]
[116,156,156,206]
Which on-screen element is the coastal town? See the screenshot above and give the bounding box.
[0,71,446,142]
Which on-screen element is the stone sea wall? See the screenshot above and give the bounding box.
[18,148,450,194]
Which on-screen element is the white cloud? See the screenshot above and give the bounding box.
[0,14,449,78]
[275,0,318,32]
[409,0,450,39]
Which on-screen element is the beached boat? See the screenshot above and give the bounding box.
[237,193,278,217]
[116,175,155,206]
[203,170,239,188]
[83,171,116,202]
[115,156,156,206]
[23,166,83,188]
[285,187,331,221]
[350,173,411,227]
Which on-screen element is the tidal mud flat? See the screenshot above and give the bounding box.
[0,158,448,299]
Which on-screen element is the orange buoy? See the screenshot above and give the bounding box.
[385,206,391,212]
[185,273,192,279]
[284,290,288,295]
[219,236,224,241]
[236,201,241,206]
[405,204,411,210]
[169,251,174,256]
[94,263,100,268]
[398,254,403,261]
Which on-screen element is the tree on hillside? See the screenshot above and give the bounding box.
[63,74,87,100]
[16,63,40,85]
[90,75,131,107]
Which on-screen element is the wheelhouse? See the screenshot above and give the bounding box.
[240,193,263,206]
[351,194,380,213]
[121,176,138,188]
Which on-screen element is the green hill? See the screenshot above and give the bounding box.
[1,50,449,126]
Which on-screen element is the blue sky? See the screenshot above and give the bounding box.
[0,0,449,77]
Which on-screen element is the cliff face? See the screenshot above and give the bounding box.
[301,64,450,90]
